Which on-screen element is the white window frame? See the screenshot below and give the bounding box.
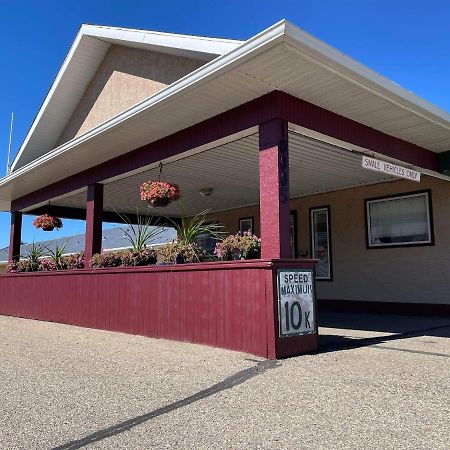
[366,191,433,248]
[310,206,332,280]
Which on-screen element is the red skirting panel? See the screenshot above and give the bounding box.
[0,261,273,357]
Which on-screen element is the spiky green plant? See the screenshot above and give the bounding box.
[116,211,167,253]
[44,243,67,270]
[168,209,224,245]
[165,209,224,262]
[22,242,45,271]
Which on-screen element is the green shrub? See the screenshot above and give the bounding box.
[121,248,157,267]
[159,241,208,264]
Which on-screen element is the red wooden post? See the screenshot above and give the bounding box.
[85,183,103,264]
[8,211,22,263]
[259,119,290,259]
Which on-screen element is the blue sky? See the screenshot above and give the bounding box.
[0,0,449,247]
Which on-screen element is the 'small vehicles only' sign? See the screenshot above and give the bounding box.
[277,269,316,337]
[361,155,421,182]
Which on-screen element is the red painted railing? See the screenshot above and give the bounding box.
[0,259,318,358]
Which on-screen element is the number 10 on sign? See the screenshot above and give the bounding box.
[277,269,316,337]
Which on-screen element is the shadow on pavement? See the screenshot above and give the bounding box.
[318,311,450,355]
[51,312,449,448]
[319,311,450,337]
[52,359,280,450]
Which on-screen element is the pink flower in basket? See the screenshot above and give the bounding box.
[33,214,63,231]
[140,181,181,206]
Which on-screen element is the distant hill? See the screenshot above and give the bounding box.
[0,226,176,262]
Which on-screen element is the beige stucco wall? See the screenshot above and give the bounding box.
[57,45,204,145]
[210,176,450,305]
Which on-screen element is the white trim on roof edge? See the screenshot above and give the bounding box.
[82,24,243,55]
[10,27,85,172]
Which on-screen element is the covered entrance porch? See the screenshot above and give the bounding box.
[1,90,448,358]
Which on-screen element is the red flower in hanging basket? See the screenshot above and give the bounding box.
[140,181,181,207]
[33,214,63,231]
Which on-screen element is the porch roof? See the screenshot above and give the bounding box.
[1,19,449,212]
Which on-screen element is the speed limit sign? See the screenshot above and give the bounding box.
[277,269,316,337]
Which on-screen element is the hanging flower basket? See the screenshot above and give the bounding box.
[140,181,181,207]
[33,214,63,231]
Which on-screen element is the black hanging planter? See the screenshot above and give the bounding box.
[148,197,170,208]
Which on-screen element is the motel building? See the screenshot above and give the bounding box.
[1,20,449,359]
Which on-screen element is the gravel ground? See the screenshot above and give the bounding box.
[0,312,449,450]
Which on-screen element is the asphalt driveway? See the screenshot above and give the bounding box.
[0,312,449,449]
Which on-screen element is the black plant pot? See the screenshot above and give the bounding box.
[231,249,242,260]
[148,197,170,207]
[175,255,185,264]
[244,250,260,260]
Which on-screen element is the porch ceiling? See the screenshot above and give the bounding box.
[44,132,398,218]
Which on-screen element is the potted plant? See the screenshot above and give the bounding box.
[241,231,261,259]
[159,240,207,264]
[33,214,63,231]
[44,243,67,270]
[214,233,242,260]
[215,232,261,260]
[140,181,181,207]
[23,242,45,271]
[162,209,224,263]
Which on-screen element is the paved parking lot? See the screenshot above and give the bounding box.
[0,312,449,449]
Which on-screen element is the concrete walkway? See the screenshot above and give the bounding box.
[0,312,449,449]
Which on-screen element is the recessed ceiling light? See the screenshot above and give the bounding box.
[199,187,213,197]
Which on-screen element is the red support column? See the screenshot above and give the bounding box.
[8,211,22,263]
[85,183,103,264]
[259,119,290,259]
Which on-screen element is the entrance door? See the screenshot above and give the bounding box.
[310,206,332,280]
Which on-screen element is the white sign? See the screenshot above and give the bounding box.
[277,269,316,337]
[362,156,421,182]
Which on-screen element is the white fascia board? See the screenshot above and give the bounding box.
[284,21,450,129]
[10,26,88,172]
[1,20,287,191]
[83,24,243,58]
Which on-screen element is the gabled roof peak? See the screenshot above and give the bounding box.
[10,24,243,172]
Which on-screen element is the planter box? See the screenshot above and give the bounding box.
[0,259,318,358]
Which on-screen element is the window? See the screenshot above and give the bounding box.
[366,191,433,248]
[310,207,332,280]
[239,217,253,234]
